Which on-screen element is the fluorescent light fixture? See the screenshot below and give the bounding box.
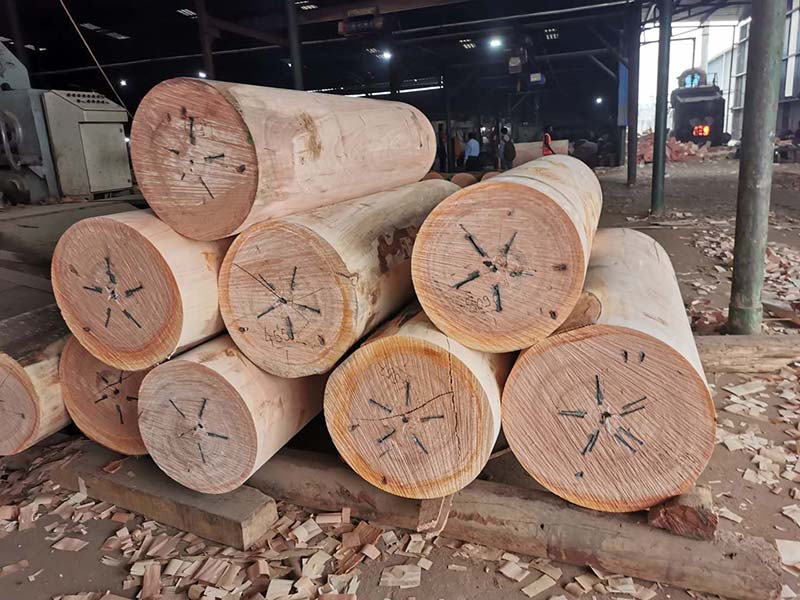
[489,37,503,48]
[295,0,318,8]
[398,85,443,94]
[595,96,603,104]
[380,50,392,60]
[177,8,197,18]
[198,71,208,79]
[24,44,35,50]
[545,27,559,40]
[366,47,379,54]
[120,79,127,87]
[0,36,11,42]
[80,22,102,30]
[460,38,476,49]
[107,32,131,40]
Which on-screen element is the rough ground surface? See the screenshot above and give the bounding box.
[1,160,800,600]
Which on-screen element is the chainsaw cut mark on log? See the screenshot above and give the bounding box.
[60,337,150,455]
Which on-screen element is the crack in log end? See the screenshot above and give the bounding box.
[207,431,229,440]
[122,310,142,329]
[549,310,558,320]
[623,350,629,363]
[458,224,489,258]
[204,153,225,162]
[553,263,568,271]
[620,405,647,417]
[116,404,124,425]
[502,231,518,256]
[559,409,587,418]
[377,428,396,444]
[125,284,144,298]
[377,225,418,274]
[639,351,646,363]
[492,284,502,312]
[198,175,215,200]
[285,316,295,340]
[595,375,604,406]
[453,271,480,290]
[581,429,600,455]
[237,164,246,173]
[198,398,207,419]
[405,381,411,407]
[420,415,445,422]
[622,396,646,411]
[169,399,187,419]
[619,426,645,446]
[105,257,117,285]
[290,266,298,291]
[83,285,103,294]
[197,442,206,464]
[188,116,196,145]
[104,308,111,328]
[613,432,638,453]
[368,398,393,413]
[411,434,429,455]
[256,304,278,319]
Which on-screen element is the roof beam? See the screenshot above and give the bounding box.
[207,16,288,47]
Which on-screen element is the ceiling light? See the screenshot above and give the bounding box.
[366,47,379,54]
[460,38,476,49]
[198,71,208,79]
[177,8,197,18]
[595,96,603,104]
[107,32,131,40]
[295,0,318,8]
[125,137,130,143]
[489,37,503,48]
[381,50,392,60]
[120,79,127,87]
[0,36,11,42]
[80,22,102,31]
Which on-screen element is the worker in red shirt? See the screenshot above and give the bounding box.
[543,130,555,156]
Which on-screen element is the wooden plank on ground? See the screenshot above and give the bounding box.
[51,442,277,549]
[0,266,52,292]
[695,334,800,373]
[248,449,781,600]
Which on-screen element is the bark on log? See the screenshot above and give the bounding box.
[0,305,70,455]
[130,78,436,241]
[481,171,501,181]
[648,485,718,540]
[512,139,570,166]
[138,335,325,494]
[450,173,478,188]
[412,154,602,352]
[324,304,512,499]
[422,172,444,180]
[249,449,782,600]
[694,334,800,373]
[219,180,458,378]
[51,210,230,371]
[60,336,150,456]
[503,228,716,512]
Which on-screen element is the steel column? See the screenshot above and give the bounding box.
[727,0,785,335]
[650,0,672,214]
[626,0,641,186]
[194,0,215,78]
[3,0,29,69]
[285,0,304,90]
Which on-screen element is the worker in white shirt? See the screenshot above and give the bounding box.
[464,132,481,171]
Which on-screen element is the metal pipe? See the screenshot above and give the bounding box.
[194,0,215,78]
[727,0,785,335]
[650,0,672,215]
[626,0,641,187]
[3,0,29,69]
[589,55,617,79]
[285,0,304,90]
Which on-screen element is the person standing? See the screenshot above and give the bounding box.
[500,127,515,169]
[464,132,481,171]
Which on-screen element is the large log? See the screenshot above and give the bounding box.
[219,179,458,378]
[0,305,71,455]
[130,78,436,241]
[248,449,782,600]
[694,334,800,373]
[51,210,230,371]
[138,335,325,494]
[59,336,150,456]
[502,228,716,512]
[412,154,602,352]
[324,304,511,499]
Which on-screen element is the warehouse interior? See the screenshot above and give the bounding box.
[1,1,800,600]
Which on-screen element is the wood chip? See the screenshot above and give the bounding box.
[379,564,421,588]
[102,457,128,474]
[266,579,293,599]
[292,518,323,543]
[718,507,743,523]
[302,550,332,579]
[360,543,380,560]
[522,574,557,598]
[141,562,161,600]
[0,559,28,577]
[498,560,530,582]
[52,537,89,552]
[778,539,800,567]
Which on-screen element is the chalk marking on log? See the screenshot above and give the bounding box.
[198,175,215,200]
[420,415,445,422]
[559,409,587,418]
[122,309,142,329]
[619,426,644,446]
[595,374,604,406]
[377,428,396,444]
[620,405,646,417]
[116,404,124,425]
[622,396,646,411]
[285,316,294,340]
[458,224,488,258]
[411,434,429,455]
[453,271,480,289]
[124,284,144,298]
[502,231,518,255]
[83,285,103,294]
[492,284,502,312]
[99,373,110,385]
[169,399,187,419]
[581,429,600,455]
[105,257,117,285]
[197,442,206,464]
[104,307,111,328]
[405,381,411,407]
[207,431,229,440]
[368,398,393,413]
[198,398,207,419]
[613,432,638,453]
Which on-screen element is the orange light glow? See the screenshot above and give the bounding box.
[693,125,711,137]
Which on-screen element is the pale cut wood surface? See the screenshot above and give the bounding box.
[512,139,570,166]
[60,336,150,456]
[138,335,326,494]
[51,209,230,371]
[219,179,458,378]
[412,154,602,352]
[52,441,278,550]
[250,449,782,600]
[324,304,512,499]
[503,228,716,512]
[131,78,436,240]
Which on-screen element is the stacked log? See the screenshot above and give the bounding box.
[502,228,716,512]
[219,179,458,378]
[0,305,70,455]
[324,304,511,499]
[60,336,150,456]
[51,210,230,371]
[450,173,478,188]
[412,154,602,352]
[130,78,436,240]
[138,336,326,494]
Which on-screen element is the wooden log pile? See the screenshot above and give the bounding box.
[0,77,778,600]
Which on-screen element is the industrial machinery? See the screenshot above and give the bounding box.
[0,42,132,204]
[670,67,726,147]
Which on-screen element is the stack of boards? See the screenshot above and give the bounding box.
[0,77,715,515]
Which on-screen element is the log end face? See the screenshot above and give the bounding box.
[138,360,258,494]
[51,216,183,371]
[130,78,258,241]
[60,337,150,456]
[220,221,356,378]
[325,336,497,499]
[412,182,585,352]
[0,353,39,455]
[503,325,715,512]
